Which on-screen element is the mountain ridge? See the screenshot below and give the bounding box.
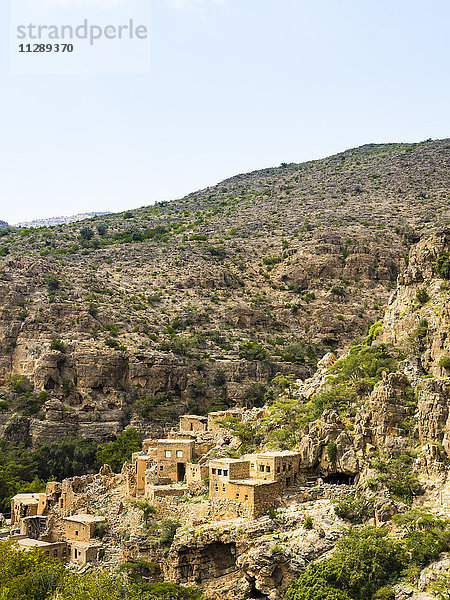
[0,138,448,446]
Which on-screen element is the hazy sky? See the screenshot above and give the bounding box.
[1,0,449,224]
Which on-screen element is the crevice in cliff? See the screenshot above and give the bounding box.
[246,576,269,598]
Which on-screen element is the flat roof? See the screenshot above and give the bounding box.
[17,538,62,548]
[230,478,278,487]
[64,514,106,524]
[181,415,207,420]
[71,541,101,549]
[255,451,300,458]
[11,494,40,504]
[157,439,194,444]
[210,458,249,464]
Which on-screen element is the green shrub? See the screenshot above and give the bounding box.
[159,518,181,546]
[0,541,66,600]
[131,498,156,525]
[50,339,66,352]
[430,574,450,600]
[333,493,373,524]
[119,558,159,583]
[286,527,405,600]
[439,356,450,369]
[239,340,268,361]
[436,251,450,279]
[79,227,94,241]
[244,383,268,408]
[370,450,420,504]
[45,276,60,291]
[280,341,306,364]
[303,516,313,530]
[327,442,337,464]
[9,375,33,394]
[416,287,430,305]
[364,321,382,346]
[94,521,108,540]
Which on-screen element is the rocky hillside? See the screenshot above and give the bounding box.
[14,212,110,229]
[0,139,449,445]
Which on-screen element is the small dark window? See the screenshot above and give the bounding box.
[75,530,79,536]
[260,465,265,472]
[277,466,280,473]
[223,469,228,476]
[266,466,270,472]
[244,495,248,501]
[212,468,216,474]
[217,469,222,475]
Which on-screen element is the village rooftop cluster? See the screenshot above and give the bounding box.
[3,409,309,566]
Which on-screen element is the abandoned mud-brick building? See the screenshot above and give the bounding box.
[179,415,208,434]
[70,541,101,566]
[19,515,48,540]
[209,458,251,491]
[64,514,106,543]
[186,463,209,486]
[11,493,46,526]
[253,451,301,487]
[16,538,68,561]
[208,458,281,519]
[133,454,156,494]
[209,476,282,520]
[156,439,195,482]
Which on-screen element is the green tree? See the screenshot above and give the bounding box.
[95,428,141,473]
[159,519,181,546]
[79,227,94,241]
[436,251,450,279]
[286,528,405,600]
[0,541,65,600]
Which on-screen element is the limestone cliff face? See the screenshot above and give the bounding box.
[381,229,450,375]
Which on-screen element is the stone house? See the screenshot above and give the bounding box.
[208,458,281,520]
[210,479,281,520]
[20,515,48,539]
[142,439,159,454]
[179,415,207,434]
[70,541,101,566]
[209,459,251,492]
[58,476,94,514]
[156,439,195,482]
[133,454,156,495]
[16,538,68,560]
[252,451,301,487]
[11,493,46,526]
[186,463,209,486]
[64,514,106,543]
